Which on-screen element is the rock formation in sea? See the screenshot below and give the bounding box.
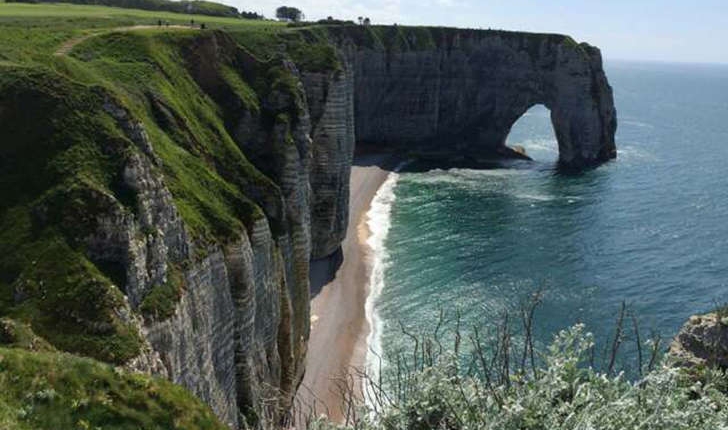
[329,27,617,169]
[0,25,616,429]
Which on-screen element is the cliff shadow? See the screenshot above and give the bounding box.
[309,247,343,298]
[352,150,402,170]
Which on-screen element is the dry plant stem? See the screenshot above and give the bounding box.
[607,301,627,376]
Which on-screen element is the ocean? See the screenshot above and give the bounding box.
[366,60,728,376]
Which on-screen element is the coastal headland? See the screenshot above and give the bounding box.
[0,3,616,428]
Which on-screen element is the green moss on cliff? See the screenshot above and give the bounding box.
[138,268,184,322]
[230,25,342,73]
[220,64,260,113]
[321,23,588,62]
[0,225,143,364]
[63,29,280,240]
[0,347,227,429]
[284,28,342,72]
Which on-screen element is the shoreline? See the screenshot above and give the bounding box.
[298,154,395,423]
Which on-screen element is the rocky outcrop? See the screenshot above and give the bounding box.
[325,27,617,169]
[669,312,728,369]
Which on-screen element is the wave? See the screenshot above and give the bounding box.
[621,119,655,129]
[520,138,558,154]
[515,193,555,202]
[515,193,582,203]
[407,168,528,188]
[618,145,657,161]
[363,162,406,402]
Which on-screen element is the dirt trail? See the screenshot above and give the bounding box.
[54,25,193,56]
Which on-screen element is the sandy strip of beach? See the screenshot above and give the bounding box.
[297,155,394,423]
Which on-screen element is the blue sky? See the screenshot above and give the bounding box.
[229,0,728,64]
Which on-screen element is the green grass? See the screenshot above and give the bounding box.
[0,2,277,25]
[0,3,283,64]
[9,0,241,18]
[0,64,144,363]
[0,318,55,352]
[138,267,184,321]
[0,347,227,429]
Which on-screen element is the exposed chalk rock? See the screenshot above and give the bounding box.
[327,28,618,169]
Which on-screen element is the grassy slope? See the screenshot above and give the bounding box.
[10,0,241,18]
[0,2,273,24]
[0,3,282,64]
[0,346,227,429]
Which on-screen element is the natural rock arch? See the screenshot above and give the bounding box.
[349,29,618,169]
[504,104,558,159]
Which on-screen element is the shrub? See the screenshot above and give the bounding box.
[308,325,728,430]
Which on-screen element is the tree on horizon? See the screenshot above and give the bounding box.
[276,6,303,22]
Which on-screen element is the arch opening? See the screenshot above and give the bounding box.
[505,104,559,163]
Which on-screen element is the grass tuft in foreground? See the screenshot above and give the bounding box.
[0,347,227,429]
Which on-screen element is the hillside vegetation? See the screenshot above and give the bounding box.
[1,3,292,363]
[0,344,227,429]
[8,0,245,18]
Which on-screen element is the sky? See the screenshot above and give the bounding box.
[228,0,728,64]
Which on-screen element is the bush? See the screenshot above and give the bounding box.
[308,325,728,430]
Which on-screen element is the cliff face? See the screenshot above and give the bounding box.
[300,46,356,259]
[0,24,616,430]
[109,34,338,428]
[328,27,617,168]
[0,30,346,429]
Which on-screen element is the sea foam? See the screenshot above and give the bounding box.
[363,162,406,401]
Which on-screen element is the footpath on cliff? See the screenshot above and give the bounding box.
[54,24,196,56]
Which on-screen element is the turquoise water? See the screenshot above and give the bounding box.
[370,61,728,373]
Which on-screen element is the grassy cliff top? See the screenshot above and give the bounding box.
[9,0,243,18]
[0,2,284,64]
